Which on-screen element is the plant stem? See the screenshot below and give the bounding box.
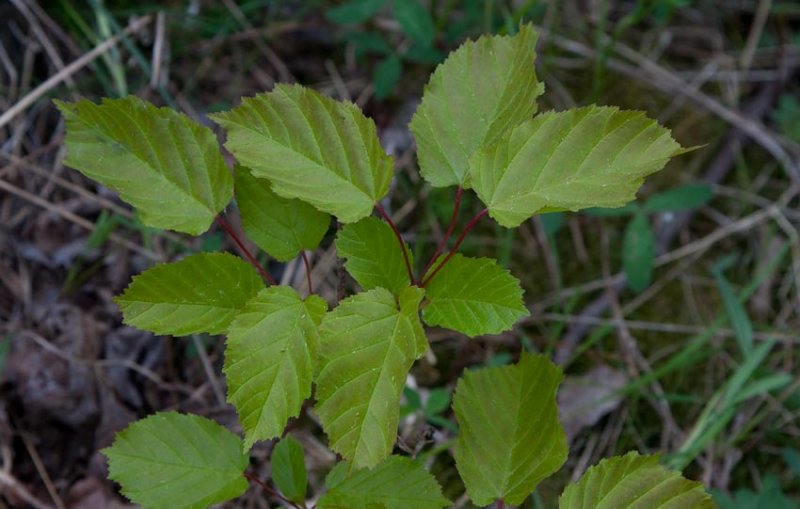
[243,472,301,508]
[420,186,463,283]
[301,250,313,295]
[375,202,415,286]
[420,208,488,287]
[496,500,505,509]
[215,215,277,285]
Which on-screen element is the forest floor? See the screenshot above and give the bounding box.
[1,1,799,508]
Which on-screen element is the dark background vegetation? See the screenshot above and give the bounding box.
[1,0,799,507]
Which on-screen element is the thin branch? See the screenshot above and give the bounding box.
[375,202,415,285]
[301,250,313,295]
[421,208,488,287]
[420,186,463,282]
[243,472,301,509]
[215,215,277,285]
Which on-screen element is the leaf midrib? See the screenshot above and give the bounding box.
[69,107,215,214]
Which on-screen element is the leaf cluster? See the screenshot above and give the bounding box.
[56,24,712,509]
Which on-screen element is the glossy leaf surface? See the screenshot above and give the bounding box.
[224,287,327,447]
[55,97,232,235]
[212,84,393,223]
[114,252,263,336]
[471,105,684,227]
[454,353,567,506]
[409,24,543,187]
[103,412,248,509]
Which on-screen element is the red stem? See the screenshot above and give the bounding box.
[496,500,505,509]
[420,208,488,287]
[375,202,415,286]
[301,251,313,294]
[420,186,463,283]
[216,215,277,285]
[243,472,300,508]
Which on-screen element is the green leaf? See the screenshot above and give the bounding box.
[409,24,543,188]
[374,54,403,99]
[403,44,446,64]
[270,436,308,504]
[454,353,567,506]
[317,456,449,509]
[782,447,800,476]
[224,286,327,447]
[103,412,248,509]
[424,388,450,416]
[583,202,640,217]
[712,264,753,355]
[559,451,715,509]
[422,254,527,337]
[234,166,330,262]
[392,0,435,47]
[326,0,386,24]
[642,183,713,213]
[315,286,427,470]
[335,217,413,295]
[347,31,392,57]
[55,97,232,235]
[114,252,263,336]
[471,105,684,227]
[212,84,393,223]
[622,213,655,292]
[772,94,800,142]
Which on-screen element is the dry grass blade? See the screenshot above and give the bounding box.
[0,15,152,129]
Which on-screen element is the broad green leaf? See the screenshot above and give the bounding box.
[317,456,450,509]
[114,252,263,336]
[224,287,327,447]
[55,97,232,235]
[642,183,713,213]
[622,213,655,292]
[409,24,543,187]
[271,436,308,504]
[234,166,330,262]
[103,412,248,509]
[374,54,403,99]
[422,254,527,337]
[392,0,434,47]
[454,353,567,506]
[559,452,715,509]
[315,286,427,470]
[471,105,684,227]
[326,0,386,24]
[335,217,413,295]
[212,84,393,223]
